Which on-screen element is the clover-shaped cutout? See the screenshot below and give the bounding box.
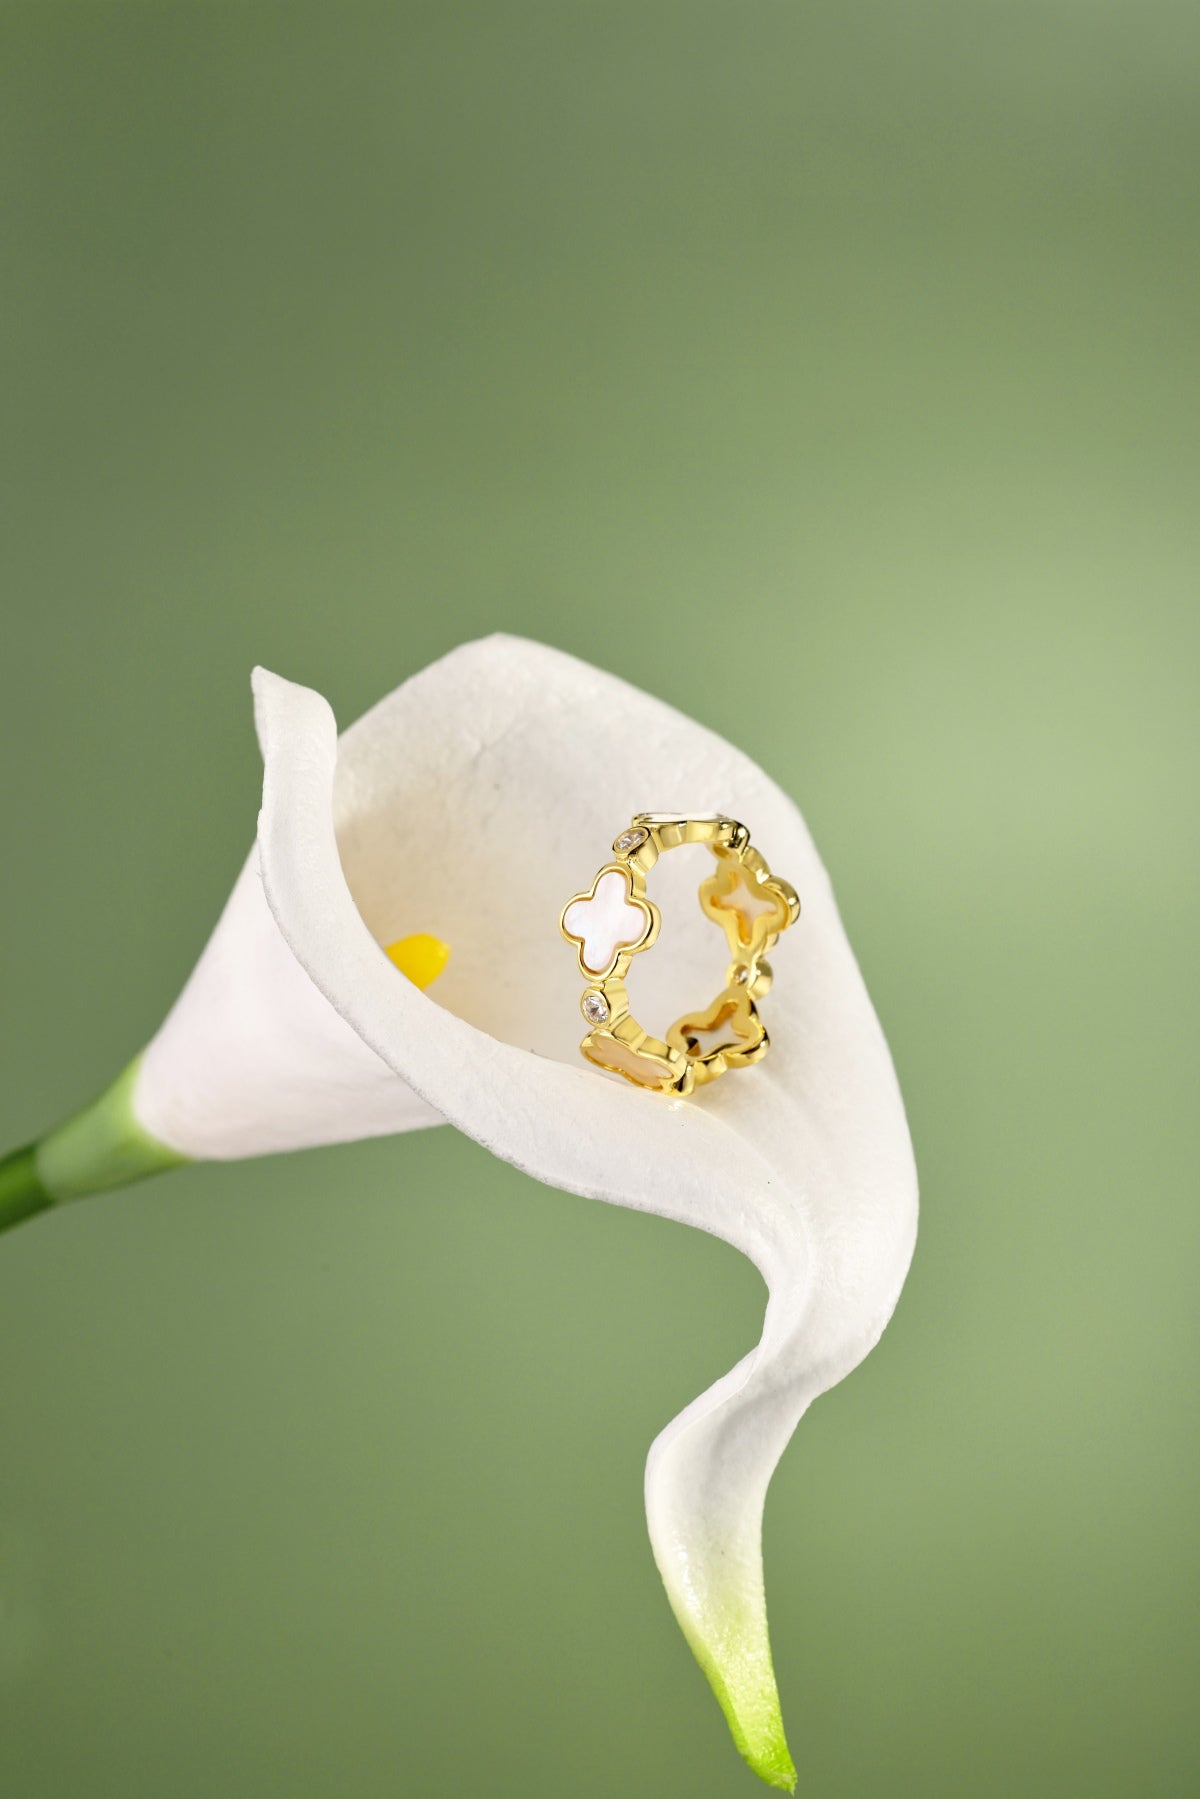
[699,856,796,960]
[560,865,658,979]
[667,985,767,1071]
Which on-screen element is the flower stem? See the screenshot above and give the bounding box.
[0,1057,188,1237]
[0,1144,52,1233]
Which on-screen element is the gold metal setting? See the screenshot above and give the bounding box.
[559,813,799,1096]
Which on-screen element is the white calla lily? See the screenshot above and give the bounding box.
[1,634,917,1791]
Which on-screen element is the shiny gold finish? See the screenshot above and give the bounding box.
[559,813,799,1095]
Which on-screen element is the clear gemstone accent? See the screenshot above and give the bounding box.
[581,990,610,1025]
[613,826,648,854]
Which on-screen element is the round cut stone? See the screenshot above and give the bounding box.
[613,826,649,854]
[581,990,610,1025]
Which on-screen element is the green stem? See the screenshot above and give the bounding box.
[0,1144,53,1233]
[0,1056,188,1237]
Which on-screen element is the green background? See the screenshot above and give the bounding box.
[2,5,1197,1795]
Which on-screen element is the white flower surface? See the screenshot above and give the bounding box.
[131,633,917,1789]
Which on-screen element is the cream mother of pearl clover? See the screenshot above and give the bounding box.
[560,865,659,979]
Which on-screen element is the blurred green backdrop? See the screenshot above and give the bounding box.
[2,4,1197,1795]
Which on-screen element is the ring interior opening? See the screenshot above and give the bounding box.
[624,842,730,1044]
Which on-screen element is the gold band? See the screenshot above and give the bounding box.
[558,813,799,1095]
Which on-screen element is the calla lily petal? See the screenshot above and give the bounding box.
[136,855,444,1158]
[240,634,917,1789]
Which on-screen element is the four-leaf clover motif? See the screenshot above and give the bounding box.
[699,855,797,960]
[560,865,658,978]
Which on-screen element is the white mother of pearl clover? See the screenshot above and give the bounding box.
[561,867,653,977]
[12,634,917,1794]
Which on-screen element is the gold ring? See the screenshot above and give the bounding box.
[559,813,799,1095]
